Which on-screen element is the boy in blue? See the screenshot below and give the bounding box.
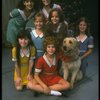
[75,17,94,77]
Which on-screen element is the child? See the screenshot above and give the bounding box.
[46,8,68,51]
[75,17,94,77]
[39,0,62,23]
[30,12,46,61]
[27,36,70,96]
[6,0,38,47]
[12,29,36,90]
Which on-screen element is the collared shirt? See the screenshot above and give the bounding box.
[35,53,57,73]
[76,35,94,56]
[30,29,45,59]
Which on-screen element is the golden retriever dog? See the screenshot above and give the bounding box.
[59,37,83,89]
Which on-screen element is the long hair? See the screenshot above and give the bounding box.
[48,8,64,23]
[16,29,34,66]
[75,17,91,36]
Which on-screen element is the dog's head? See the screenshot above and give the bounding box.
[62,37,79,55]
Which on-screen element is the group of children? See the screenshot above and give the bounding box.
[6,0,94,97]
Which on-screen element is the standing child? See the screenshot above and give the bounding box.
[27,36,70,96]
[75,17,94,77]
[30,12,46,61]
[6,0,38,47]
[12,29,36,90]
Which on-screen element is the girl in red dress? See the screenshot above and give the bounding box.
[27,36,70,96]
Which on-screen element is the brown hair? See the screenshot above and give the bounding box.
[48,8,64,23]
[43,36,58,52]
[75,17,91,36]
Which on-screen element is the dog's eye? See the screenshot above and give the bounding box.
[69,40,72,44]
[63,40,66,43]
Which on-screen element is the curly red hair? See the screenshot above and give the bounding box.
[43,36,58,52]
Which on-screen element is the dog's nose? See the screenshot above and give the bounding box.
[63,46,67,51]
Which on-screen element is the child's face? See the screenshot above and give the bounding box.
[34,17,44,29]
[19,38,29,48]
[51,11,60,25]
[24,0,34,10]
[46,44,56,55]
[79,21,87,33]
[42,0,51,6]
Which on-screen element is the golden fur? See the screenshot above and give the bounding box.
[60,37,83,88]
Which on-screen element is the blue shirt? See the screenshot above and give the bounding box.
[76,35,94,56]
[30,29,45,59]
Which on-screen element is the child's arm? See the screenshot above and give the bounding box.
[34,57,51,94]
[27,46,36,80]
[15,62,21,78]
[27,60,34,80]
[81,36,94,60]
[81,48,93,60]
[9,9,19,18]
[12,47,21,79]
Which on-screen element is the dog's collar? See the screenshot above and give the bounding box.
[58,52,73,62]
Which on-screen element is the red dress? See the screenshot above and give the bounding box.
[35,54,62,86]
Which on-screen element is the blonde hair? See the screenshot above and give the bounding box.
[34,12,46,23]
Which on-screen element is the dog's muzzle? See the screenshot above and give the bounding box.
[63,46,67,51]
[63,46,72,53]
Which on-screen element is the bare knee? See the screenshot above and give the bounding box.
[64,81,70,89]
[27,79,37,89]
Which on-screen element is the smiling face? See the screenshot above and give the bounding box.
[51,11,60,25]
[34,16,44,30]
[19,37,29,48]
[79,21,87,33]
[46,44,56,56]
[24,0,34,11]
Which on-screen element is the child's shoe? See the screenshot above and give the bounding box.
[50,90,62,96]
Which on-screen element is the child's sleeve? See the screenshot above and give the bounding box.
[12,47,17,61]
[9,9,19,18]
[35,57,43,73]
[88,36,94,48]
[30,46,36,60]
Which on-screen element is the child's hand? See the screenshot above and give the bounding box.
[16,77,22,86]
[27,74,33,81]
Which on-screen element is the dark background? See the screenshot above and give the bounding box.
[2,0,99,47]
[56,0,99,48]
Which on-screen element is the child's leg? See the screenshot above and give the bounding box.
[27,79,44,93]
[49,79,70,91]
